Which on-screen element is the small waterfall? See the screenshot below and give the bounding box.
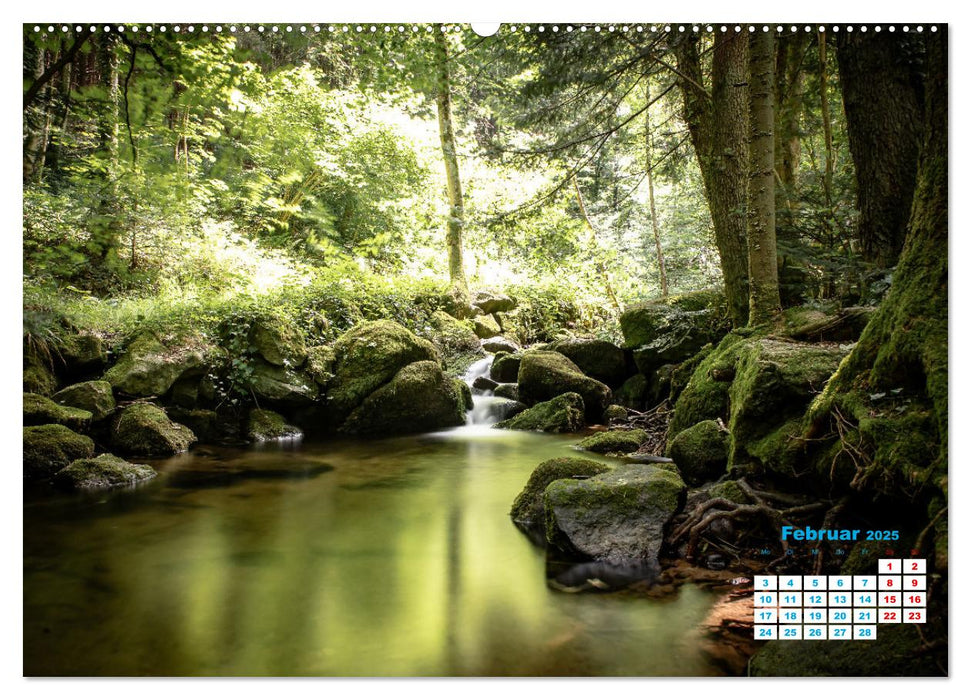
[462,356,515,427]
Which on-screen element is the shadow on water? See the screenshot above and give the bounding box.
[24,428,722,677]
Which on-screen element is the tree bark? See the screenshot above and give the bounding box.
[806,29,946,563]
[22,38,48,183]
[644,83,668,299]
[818,33,835,222]
[433,26,469,302]
[836,31,924,267]
[774,32,807,192]
[674,32,750,326]
[747,30,781,325]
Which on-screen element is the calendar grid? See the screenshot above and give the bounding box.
[753,559,926,640]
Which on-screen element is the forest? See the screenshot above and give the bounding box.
[22,23,947,678]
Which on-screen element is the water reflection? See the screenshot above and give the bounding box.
[24,429,719,676]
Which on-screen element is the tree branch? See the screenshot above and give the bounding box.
[23,29,93,111]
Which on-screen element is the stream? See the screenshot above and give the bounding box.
[23,358,723,676]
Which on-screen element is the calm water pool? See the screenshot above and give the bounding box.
[24,425,720,676]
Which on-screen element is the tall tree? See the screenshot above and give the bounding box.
[836,31,924,267]
[747,30,781,325]
[644,83,668,299]
[675,31,750,326]
[807,28,946,561]
[432,26,470,307]
[774,32,808,193]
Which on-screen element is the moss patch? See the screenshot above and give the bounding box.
[112,403,197,456]
[494,392,585,433]
[52,380,115,421]
[510,456,612,528]
[576,429,648,455]
[247,408,301,442]
[53,453,156,491]
[23,392,93,431]
[517,350,611,421]
[23,424,95,480]
[667,420,729,486]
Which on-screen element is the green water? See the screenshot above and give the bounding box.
[24,426,720,676]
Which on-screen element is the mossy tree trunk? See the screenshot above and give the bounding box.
[836,30,924,267]
[806,29,947,562]
[433,26,470,307]
[746,31,781,326]
[674,32,750,327]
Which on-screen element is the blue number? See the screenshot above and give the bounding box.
[809,629,820,637]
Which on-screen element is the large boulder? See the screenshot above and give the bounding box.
[548,338,628,387]
[490,352,522,383]
[249,361,318,405]
[23,356,56,396]
[23,424,95,480]
[340,360,466,436]
[473,290,516,315]
[249,316,307,368]
[53,453,156,491]
[728,339,846,464]
[544,464,686,566]
[52,380,115,421]
[473,314,501,339]
[111,403,197,456]
[23,393,92,431]
[517,350,611,422]
[327,320,439,423]
[494,392,585,433]
[576,429,648,455]
[629,309,726,376]
[247,408,302,442]
[493,383,519,401]
[510,457,613,531]
[667,419,729,486]
[104,333,206,397]
[481,336,519,354]
[425,310,481,359]
[668,333,749,440]
[614,373,649,410]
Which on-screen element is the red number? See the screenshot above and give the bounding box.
[884,611,896,621]
[911,562,919,571]
[909,612,919,620]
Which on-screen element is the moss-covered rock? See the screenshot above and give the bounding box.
[455,379,474,411]
[473,290,516,314]
[749,624,943,676]
[602,404,628,423]
[576,429,648,455]
[24,392,93,431]
[249,361,319,405]
[340,360,466,436]
[629,309,728,376]
[111,403,197,456]
[493,383,519,401]
[250,316,307,368]
[510,457,612,530]
[473,314,501,339]
[427,310,481,356]
[615,373,649,410]
[305,345,336,387]
[52,380,115,421]
[517,350,611,422]
[494,392,585,433]
[544,464,686,566]
[53,453,156,491]
[548,338,628,387]
[23,359,56,396]
[23,424,95,480]
[104,333,206,397]
[327,320,440,423]
[482,336,519,354]
[247,408,302,441]
[667,420,729,486]
[668,332,750,440]
[728,339,846,464]
[490,352,522,383]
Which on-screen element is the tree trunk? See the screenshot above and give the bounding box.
[774,32,807,192]
[23,39,48,183]
[818,33,835,223]
[674,32,750,326]
[573,176,621,311]
[644,83,668,299]
[747,30,781,325]
[433,26,469,303]
[836,31,924,267]
[92,33,121,267]
[806,28,946,566]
